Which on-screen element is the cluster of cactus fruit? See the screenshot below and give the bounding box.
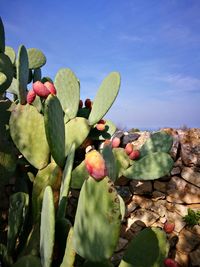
[0,17,179,267]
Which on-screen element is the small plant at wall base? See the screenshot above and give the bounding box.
[0,17,175,267]
[183,209,200,227]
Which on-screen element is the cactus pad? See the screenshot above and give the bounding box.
[113,148,131,178]
[73,176,121,262]
[88,72,120,125]
[33,68,42,82]
[44,95,65,167]
[119,227,169,267]
[89,119,116,140]
[54,68,80,119]
[123,152,174,180]
[71,160,88,189]
[0,17,5,52]
[40,186,55,267]
[140,131,173,157]
[27,48,46,69]
[5,46,16,64]
[60,227,76,267]
[0,53,14,93]
[9,104,50,169]
[16,45,29,104]
[12,255,42,267]
[102,144,117,182]
[65,117,90,156]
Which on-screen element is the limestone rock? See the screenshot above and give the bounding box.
[121,133,140,147]
[189,244,200,267]
[116,186,132,203]
[176,228,200,253]
[165,210,186,233]
[131,195,153,209]
[181,166,200,188]
[154,180,168,193]
[115,237,128,252]
[131,131,151,150]
[167,176,200,204]
[129,208,160,227]
[130,180,152,195]
[175,250,189,267]
[171,166,181,176]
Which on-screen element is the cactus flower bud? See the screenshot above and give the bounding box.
[85,150,107,180]
[44,81,57,95]
[26,89,36,104]
[33,81,51,98]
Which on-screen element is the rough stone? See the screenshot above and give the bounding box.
[116,186,132,203]
[152,191,166,200]
[131,195,153,209]
[121,133,140,147]
[189,244,200,267]
[171,166,181,176]
[176,228,200,253]
[115,237,128,252]
[131,131,151,150]
[154,181,168,193]
[181,166,200,188]
[167,176,200,204]
[175,203,200,217]
[165,210,186,233]
[126,201,138,217]
[130,180,152,195]
[129,209,160,227]
[175,250,189,267]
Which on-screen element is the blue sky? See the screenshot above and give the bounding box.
[1,0,200,129]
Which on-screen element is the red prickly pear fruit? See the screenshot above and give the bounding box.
[163,220,175,233]
[85,150,107,180]
[79,99,83,108]
[98,119,106,124]
[96,123,106,131]
[85,98,92,109]
[44,81,57,95]
[112,137,121,148]
[129,150,140,160]
[33,81,51,98]
[26,89,36,104]
[125,143,133,155]
[164,258,179,267]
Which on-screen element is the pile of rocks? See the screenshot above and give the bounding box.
[111,128,200,267]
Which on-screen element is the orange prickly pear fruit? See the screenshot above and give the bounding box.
[129,150,140,160]
[164,258,179,267]
[33,81,50,98]
[96,123,106,131]
[27,89,36,104]
[44,81,57,95]
[112,137,121,148]
[125,143,133,155]
[163,220,175,233]
[79,99,83,108]
[85,150,107,180]
[85,98,92,109]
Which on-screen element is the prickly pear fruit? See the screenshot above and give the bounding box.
[85,98,92,109]
[164,258,179,267]
[27,89,36,104]
[103,139,111,147]
[129,150,140,160]
[112,137,121,148]
[125,143,133,155]
[98,119,106,124]
[85,150,107,180]
[33,81,50,98]
[96,123,105,131]
[163,220,175,233]
[79,99,83,108]
[44,81,57,95]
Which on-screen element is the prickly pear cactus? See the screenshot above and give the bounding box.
[27,48,46,69]
[73,176,121,262]
[12,255,42,267]
[119,227,169,267]
[123,151,174,180]
[70,160,88,189]
[112,148,131,178]
[88,72,120,126]
[0,17,5,53]
[60,227,76,267]
[5,46,16,65]
[54,68,80,119]
[9,104,50,169]
[102,144,117,182]
[44,94,65,167]
[40,186,55,267]
[0,53,14,93]
[89,119,116,140]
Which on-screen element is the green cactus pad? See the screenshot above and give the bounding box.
[5,46,16,65]
[77,107,91,119]
[16,45,29,104]
[0,17,5,53]
[27,48,46,69]
[71,160,88,189]
[60,227,76,267]
[88,72,120,125]
[6,77,18,95]
[140,131,173,158]
[65,117,90,156]
[102,144,117,182]
[32,95,42,113]
[118,195,126,221]
[0,53,14,93]
[12,255,42,267]
[57,143,75,219]
[40,186,55,267]
[7,192,29,255]
[89,120,116,140]
[0,72,7,86]
[9,104,50,169]
[41,76,53,83]
[113,148,131,178]
[32,162,59,222]
[54,68,80,119]
[73,176,121,262]
[123,152,174,180]
[44,95,65,167]
[83,260,114,267]
[33,68,42,82]
[0,243,13,266]
[119,227,169,267]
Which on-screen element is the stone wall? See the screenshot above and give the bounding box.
[112,128,200,267]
